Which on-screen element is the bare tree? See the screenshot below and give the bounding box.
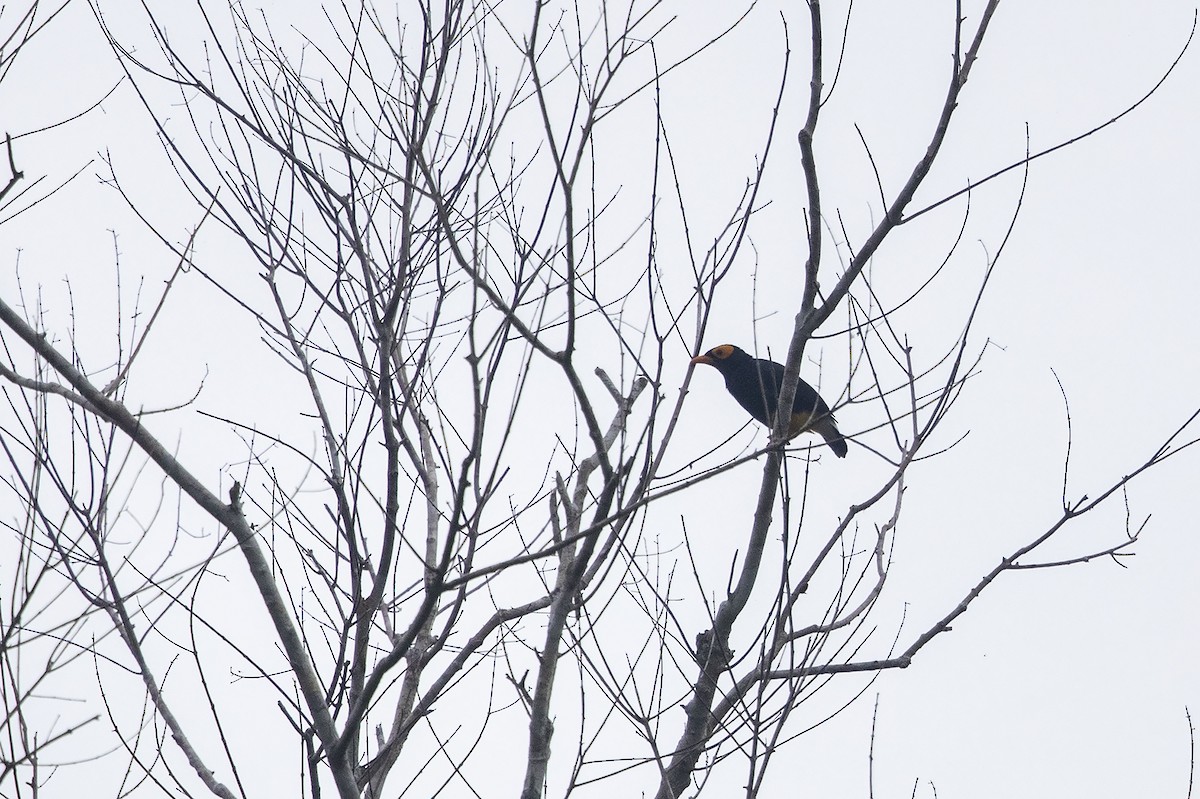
[1,1,117,790]
[2,1,1196,797]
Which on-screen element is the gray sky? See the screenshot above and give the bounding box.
[2,1,1198,796]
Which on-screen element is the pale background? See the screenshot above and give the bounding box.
[2,1,1198,796]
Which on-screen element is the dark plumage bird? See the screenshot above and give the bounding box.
[691,344,848,458]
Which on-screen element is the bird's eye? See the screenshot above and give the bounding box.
[711,345,734,359]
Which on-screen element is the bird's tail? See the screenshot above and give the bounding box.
[809,417,848,458]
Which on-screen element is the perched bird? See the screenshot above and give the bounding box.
[691,344,848,458]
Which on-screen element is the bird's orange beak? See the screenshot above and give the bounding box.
[690,354,714,366]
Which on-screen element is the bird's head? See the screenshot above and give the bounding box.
[690,344,743,369]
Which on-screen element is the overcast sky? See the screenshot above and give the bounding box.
[3,1,1199,797]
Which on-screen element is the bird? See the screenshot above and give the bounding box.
[690,344,848,458]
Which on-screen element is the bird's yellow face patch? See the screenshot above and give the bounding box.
[691,344,736,366]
